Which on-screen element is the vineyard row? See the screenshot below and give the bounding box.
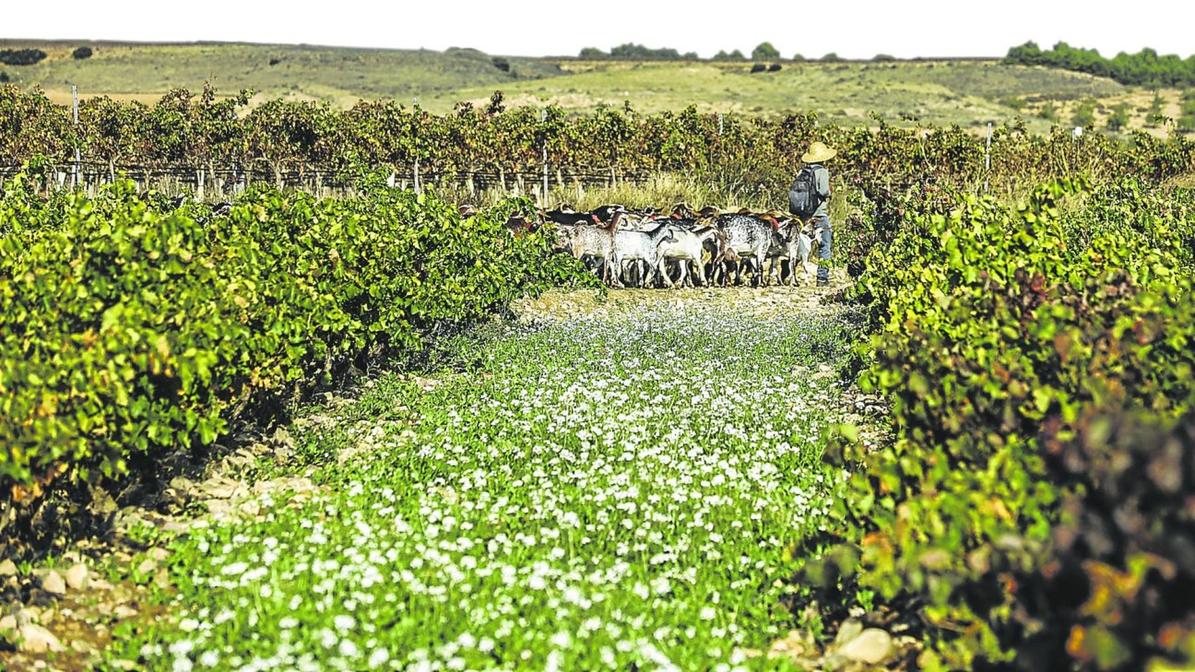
[3,86,1195,202]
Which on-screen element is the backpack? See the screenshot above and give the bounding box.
[788,166,820,218]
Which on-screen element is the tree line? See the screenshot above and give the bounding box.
[578,42,870,63]
[1006,41,1195,87]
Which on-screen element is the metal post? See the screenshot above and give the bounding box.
[72,85,81,190]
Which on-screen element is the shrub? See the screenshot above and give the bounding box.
[1072,99,1097,128]
[1179,92,1195,134]
[1015,408,1195,670]
[1146,91,1167,128]
[72,46,93,60]
[0,49,47,66]
[1106,102,1131,131]
[492,57,510,72]
[802,179,1195,669]
[0,176,588,512]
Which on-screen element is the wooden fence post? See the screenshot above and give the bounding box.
[71,86,81,190]
[983,122,992,193]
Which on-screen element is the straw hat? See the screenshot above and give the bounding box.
[801,141,837,163]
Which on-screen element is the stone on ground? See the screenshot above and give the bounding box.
[17,623,63,653]
[838,627,895,665]
[65,563,89,590]
[40,570,66,596]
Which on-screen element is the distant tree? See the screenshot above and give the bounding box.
[792,54,806,62]
[579,47,607,59]
[72,46,93,60]
[608,43,683,60]
[752,42,780,60]
[0,71,8,83]
[1106,102,1131,131]
[492,57,511,72]
[713,50,746,62]
[821,52,842,62]
[873,53,896,62]
[1005,41,1045,66]
[1005,40,1195,87]
[0,49,47,66]
[682,52,698,60]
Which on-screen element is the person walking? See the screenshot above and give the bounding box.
[788,141,836,286]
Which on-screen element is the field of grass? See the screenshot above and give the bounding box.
[3,39,1186,132]
[438,59,1130,130]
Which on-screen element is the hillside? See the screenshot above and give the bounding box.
[432,59,1139,131]
[0,39,562,104]
[0,39,1184,132]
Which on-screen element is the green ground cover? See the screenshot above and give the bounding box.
[105,292,855,670]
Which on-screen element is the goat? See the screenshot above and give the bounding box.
[545,207,600,227]
[671,203,697,220]
[714,214,781,287]
[591,204,628,222]
[562,211,623,285]
[504,214,540,238]
[611,220,675,288]
[658,223,721,287]
[766,221,816,285]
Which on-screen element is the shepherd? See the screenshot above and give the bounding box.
[788,141,836,286]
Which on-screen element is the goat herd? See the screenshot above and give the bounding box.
[495,204,822,288]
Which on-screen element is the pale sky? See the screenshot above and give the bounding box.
[5,0,1194,60]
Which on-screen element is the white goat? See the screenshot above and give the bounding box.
[611,220,675,288]
[658,225,721,287]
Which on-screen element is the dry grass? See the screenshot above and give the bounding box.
[437,173,802,213]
